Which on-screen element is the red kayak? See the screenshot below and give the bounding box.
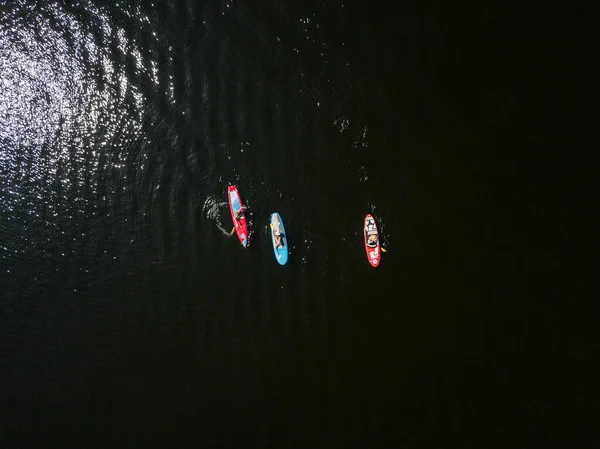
[364,214,381,267]
[228,185,249,248]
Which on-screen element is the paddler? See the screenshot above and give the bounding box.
[367,233,378,247]
[270,218,285,249]
[233,206,247,221]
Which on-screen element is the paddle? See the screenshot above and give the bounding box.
[381,247,387,253]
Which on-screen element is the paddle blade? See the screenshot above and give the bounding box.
[381,247,387,253]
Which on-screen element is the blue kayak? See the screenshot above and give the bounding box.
[269,212,288,265]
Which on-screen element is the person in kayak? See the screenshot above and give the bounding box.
[233,206,246,221]
[270,222,285,248]
[275,232,284,248]
[367,233,378,247]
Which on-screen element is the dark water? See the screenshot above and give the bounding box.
[1,1,596,447]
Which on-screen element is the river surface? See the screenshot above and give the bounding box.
[1,1,595,447]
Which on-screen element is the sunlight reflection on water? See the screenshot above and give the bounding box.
[0,1,153,267]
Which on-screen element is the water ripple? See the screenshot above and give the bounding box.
[0,1,167,281]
